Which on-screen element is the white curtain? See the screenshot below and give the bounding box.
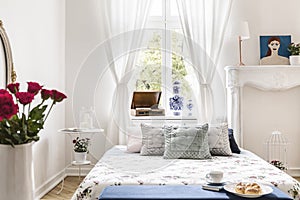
[177,0,233,123]
[100,0,151,149]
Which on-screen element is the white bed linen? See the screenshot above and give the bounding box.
[72,145,299,200]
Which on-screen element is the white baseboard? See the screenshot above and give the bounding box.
[34,165,93,199]
[287,167,300,177]
[34,169,66,200]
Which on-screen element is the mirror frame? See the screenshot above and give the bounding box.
[0,20,16,85]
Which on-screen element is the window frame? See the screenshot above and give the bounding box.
[136,0,194,117]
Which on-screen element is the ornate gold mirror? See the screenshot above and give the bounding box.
[0,20,16,86]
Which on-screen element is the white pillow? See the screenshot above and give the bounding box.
[126,126,142,153]
[140,123,165,156]
[207,123,232,156]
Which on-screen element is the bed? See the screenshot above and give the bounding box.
[71,124,300,200]
[72,145,299,200]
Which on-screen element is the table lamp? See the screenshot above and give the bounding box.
[233,21,250,66]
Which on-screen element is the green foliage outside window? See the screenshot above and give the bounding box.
[136,31,191,100]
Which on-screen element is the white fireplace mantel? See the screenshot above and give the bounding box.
[225,65,300,146]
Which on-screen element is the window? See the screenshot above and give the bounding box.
[134,0,197,117]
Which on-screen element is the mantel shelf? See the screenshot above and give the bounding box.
[225,65,300,91]
[225,65,300,71]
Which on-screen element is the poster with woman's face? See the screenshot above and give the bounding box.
[260,35,291,65]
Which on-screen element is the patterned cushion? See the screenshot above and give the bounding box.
[207,123,232,156]
[140,123,165,156]
[163,123,211,159]
[228,129,241,154]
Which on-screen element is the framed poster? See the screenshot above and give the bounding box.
[260,35,291,65]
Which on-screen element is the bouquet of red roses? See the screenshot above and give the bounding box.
[0,82,67,146]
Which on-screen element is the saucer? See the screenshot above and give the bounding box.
[206,179,226,185]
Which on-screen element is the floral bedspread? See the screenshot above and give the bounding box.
[72,145,300,200]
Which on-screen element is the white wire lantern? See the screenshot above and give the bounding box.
[265,131,288,170]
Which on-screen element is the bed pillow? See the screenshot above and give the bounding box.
[228,128,241,154]
[163,123,211,159]
[207,123,232,156]
[126,126,142,153]
[140,123,165,156]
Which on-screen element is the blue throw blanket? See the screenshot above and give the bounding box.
[99,185,292,200]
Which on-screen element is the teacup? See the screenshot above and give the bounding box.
[206,170,223,183]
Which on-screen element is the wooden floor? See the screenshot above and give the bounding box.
[41,176,84,200]
[41,176,300,199]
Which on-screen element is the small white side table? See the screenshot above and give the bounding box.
[57,128,104,194]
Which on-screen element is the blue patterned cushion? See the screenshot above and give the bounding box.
[163,124,211,159]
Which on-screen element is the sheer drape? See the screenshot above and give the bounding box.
[100,0,151,149]
[177,0,232,123]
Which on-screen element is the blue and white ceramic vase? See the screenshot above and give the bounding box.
[169,95,184,116]
[170,81,183,116]
[172,81,181,94]
[186,99,193,116]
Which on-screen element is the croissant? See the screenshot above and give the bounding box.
[235,182,262,195]
[235,185,245,194]
[245,187,261,195]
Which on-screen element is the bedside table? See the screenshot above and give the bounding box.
[57,128,104,194]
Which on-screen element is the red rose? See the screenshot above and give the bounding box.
[7,83,20,94]
[0,93,10,104]
[0,92,18,121]
[27,82,43,95]
[51,90,67,103]
[0,89,9,95]
[41,89,52,100]
[16,92,35,105]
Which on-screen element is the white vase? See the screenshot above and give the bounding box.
[0,142,34,200]
[289,55,300,65]
[74,151,87,163]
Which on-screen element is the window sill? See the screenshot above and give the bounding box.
[130,115,197,121]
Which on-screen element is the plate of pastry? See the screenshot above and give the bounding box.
[224,182,273,198]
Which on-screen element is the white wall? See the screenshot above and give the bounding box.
[220,0,300,175]
[6,0,300,197]
[65,0,109,163]
[220,0,300,66]
[66,0,300,160]
[0,1,294,196]
[0,0,66,198]
[219,0,300,100]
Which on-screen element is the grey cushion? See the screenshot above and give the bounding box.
[140,123,165,156]
[163,123,211,159]
[207,123,232,156]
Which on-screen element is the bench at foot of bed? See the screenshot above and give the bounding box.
[99,185,292,200]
